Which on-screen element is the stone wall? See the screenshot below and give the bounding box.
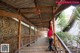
[0,17,18,53]
[0,16,30,53]
[0,3,36,53]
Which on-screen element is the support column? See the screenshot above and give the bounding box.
[37,27,39,39]
[34,27,36,40]
[53,17,56,46]
[18,9,22,50]
[29,25,31,44]
[34,27,35,35]
[18,17,21,49]
[35,27,38,41]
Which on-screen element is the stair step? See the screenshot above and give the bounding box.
[20,51,54,53]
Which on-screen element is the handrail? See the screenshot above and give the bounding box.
[54,34,72,53]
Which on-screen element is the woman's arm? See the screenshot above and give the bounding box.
[50,21,53,31]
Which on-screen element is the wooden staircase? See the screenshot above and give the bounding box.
[19,37,55,53]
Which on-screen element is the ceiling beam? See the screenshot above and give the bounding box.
[53,0,71,16]
[20,11,53,14]
[0,1,35,26]
[29,18,40,21]
[21,12,52,14]
[21,12,36,14]
[30,19,50,21]
[19,6,53,9]
[21,16,35,26]
[34,21,49,23]
[33,0,43,27]
[0,0,18,10]
[37,26,48,28]
[0,10,20,19]
[54,4,70,16]
[35,25,49,27]
[29,17,51,19]
[34,22,48,24]
[20,13,35,26]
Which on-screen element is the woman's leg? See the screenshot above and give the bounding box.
[51,38,54,50]
[48,38,53,50]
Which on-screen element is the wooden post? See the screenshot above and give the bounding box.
[36,27,38,40]
[34,27,35,35]
[18,9,22,50]
[34,27,36,40]
[29,25,31,44]
[18,17,21,49]
[37,28,39,39]
[53,17,56,46]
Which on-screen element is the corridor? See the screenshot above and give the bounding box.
[0,0,79,53]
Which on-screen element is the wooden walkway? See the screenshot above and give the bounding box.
[19,37,55,53]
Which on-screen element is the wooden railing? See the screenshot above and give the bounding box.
[15,35,37,53]
[54,34,71,53]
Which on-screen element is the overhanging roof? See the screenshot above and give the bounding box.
[1,0,78,28]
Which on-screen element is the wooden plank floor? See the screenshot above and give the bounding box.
[19,37,55,53]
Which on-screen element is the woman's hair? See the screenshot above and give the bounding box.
[48,20,52,29]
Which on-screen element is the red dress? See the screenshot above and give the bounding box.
[48,26,53,38]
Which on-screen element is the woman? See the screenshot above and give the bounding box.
[47,21,54,51]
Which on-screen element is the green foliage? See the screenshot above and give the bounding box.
[73,5,80,44]
[56,5,80,46]
[56,32,74,45]
[73,5,80,19]
[57,11,69,30]
[74,35,80,44]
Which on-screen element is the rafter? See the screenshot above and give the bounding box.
[53,0,70,16]
[0,10,20,19]
[20,10,53,14]
[0,0,71,28]
[33,0,43,27]
[33,22,48,24]
[0,0,35,26]
[32,21,49,24]
[19,6,53,9]
[0,0,18,10]
[30,19,50,21]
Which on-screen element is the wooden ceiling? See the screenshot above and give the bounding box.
[0,0,73,28]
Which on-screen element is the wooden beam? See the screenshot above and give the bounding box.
[21,12,36,14]
[21,15,34,26]
[21,11,52,14]
[18,18,21,49]
[0,0,18,10]
[29,19,40,21]
[34,27,35,35]
[29,25,31,44]
[0,1,35,26]
[33,0,43,27]
[0,10,34,26]
[19,6,53,9]
[29,17,51,19]
[30,20,50,22]
[37,26,48,28]
[54,4,70,16]
[34,23,48,25]
[53,4,62,13]
[31,18,51,20]
[0,0,35,26]
[53,17,56,46]
[0,10,20,19]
